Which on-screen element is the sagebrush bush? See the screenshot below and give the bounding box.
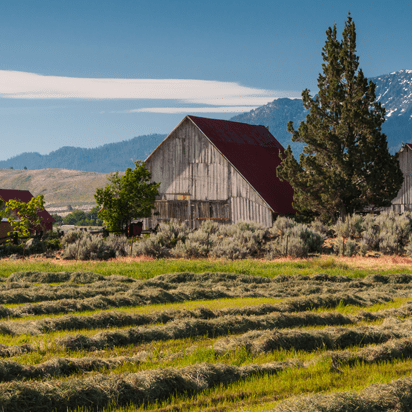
[272,224,324,258]
[61,229,84,247]
[210,221,269,259]
[132,221,191,258]
[172,220,219,258]
[62,233,127,260]
[270,216,297,237]
[361,211,412,255]
[344,239,358,257]
[334,214,364,239]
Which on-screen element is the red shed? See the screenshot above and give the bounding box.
[144,115,294,228]
[0,189,55,234]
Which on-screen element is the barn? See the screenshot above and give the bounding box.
[391,143,412,213]
[143,115,294,229]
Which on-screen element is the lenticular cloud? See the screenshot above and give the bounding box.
[0,70,284,107]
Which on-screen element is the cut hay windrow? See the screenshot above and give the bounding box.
[0,361,298,412]
[54,311,359,352]
[9,270,412,286]
[2,296,410,337]
[0,289,393,320]
[0,355,145,382]
[0,306,356,336]
[326,336,412,366]
[270,375,412,412]
[5,271,412,305]
[213,318,412,355]
[0,282,132,305]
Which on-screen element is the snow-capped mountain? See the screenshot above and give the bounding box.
[374,70,412,152]
[231,70,412,154]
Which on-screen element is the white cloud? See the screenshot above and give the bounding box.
[0,70,298,108]
[127,106,260,113]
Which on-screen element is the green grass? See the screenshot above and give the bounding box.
[1,257,412,280]
[2,259,412,412]
[68,357,412,412]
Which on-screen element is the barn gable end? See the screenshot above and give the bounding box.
[390,143,412,213]
[144,116,294,228]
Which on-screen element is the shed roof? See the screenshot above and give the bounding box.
[0,189,54,224]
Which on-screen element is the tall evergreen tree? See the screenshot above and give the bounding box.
[277,14,403,220]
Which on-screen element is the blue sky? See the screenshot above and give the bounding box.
[0,0,411,161]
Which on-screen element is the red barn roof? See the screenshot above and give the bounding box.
[0,189,55,224]
[187,116,295,214]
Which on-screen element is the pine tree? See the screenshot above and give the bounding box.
[277,14,403,221]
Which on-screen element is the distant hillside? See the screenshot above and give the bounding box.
[0,134,166,173]
[231,70,412,154]
[231,98,307,154]
[0,168,111,208]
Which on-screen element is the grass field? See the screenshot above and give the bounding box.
[1,256,412,411]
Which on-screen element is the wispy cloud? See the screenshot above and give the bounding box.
[127,106,261,113]
[0,71,299,109]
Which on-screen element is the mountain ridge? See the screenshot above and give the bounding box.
[1,70,411,173]
[0,134,166,173]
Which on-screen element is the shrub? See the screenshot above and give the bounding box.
[210,221,269,259]
[334,214,364,239]
[61,230,85,247]
[270,216,297,237]
[61,233,127,260]
[132,221,191,258]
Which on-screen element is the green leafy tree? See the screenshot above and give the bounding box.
[88,206,100,220]
[277,14,403,221]
[63,210,87,225]
[5,195,46,242]
[94,161,160,232]
[51,214,63,225]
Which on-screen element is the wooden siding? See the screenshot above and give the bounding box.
[145,118,273,228]
[390,147,412,213]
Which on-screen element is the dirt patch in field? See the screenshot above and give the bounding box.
[261,255,412,271]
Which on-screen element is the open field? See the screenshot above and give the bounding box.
[0,168,109,208]
[1,257,412,411]
[3,255,412,278]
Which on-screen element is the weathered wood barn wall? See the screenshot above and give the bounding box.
[143,116,294,229]
[391,143,412,213]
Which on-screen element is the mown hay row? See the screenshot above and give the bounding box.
[54,312,359,352]
[0,361,297,412]
[5,336,412,383]
[270,375,412,412]
[7,271,412,302]
[0,288,393,320]
[326,336,412,366]
[213,319,412,355]
[0,282,131,305]
[7,271,135,284]
[151,272,412,286]
[0,307,355,336]
[0,344,33,358]
[0,355,145,382]
[10,270,412,287]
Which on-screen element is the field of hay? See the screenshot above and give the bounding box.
[3,259,412,411]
